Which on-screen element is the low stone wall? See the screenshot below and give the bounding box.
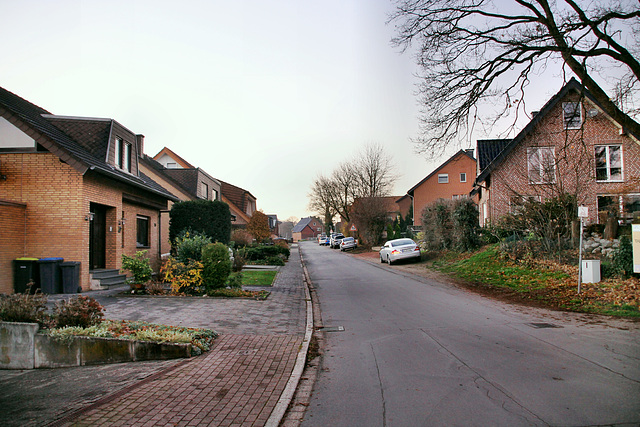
[1,321,192,370]
[583,234,620,257]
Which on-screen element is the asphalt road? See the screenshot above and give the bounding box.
[299,241,640,427]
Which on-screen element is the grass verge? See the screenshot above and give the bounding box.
[431,245,640,318]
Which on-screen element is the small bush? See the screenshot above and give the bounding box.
[145,282,167,295]
[0,287,49,326]
[241,245,290,262]
[121,251,153,285]
[227,272,243,289]
[202,243,232,292]
[174,230,213,262]
[161,258,204,295]
[232,251,246,272]
[231,229,253,247]
[54,296,105,328]
[611,235,634,278]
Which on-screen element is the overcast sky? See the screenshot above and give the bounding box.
[1,0,571,221]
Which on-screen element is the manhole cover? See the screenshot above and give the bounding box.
[317,326,345,332]
[527,322,562,329]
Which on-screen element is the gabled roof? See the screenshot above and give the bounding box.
[474,78,640,185]
[0,86,177,201]
[153,146,194,169]
[292,217,315,233]
[407,149,476,196]
[220,180,256,213]
[476,139,511,172]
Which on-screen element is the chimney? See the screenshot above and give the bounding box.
[136,134,145,158]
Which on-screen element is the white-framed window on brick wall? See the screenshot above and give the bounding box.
[115,137,132,172]
[136,215,150,248]
[460,172,467,183]
[438,173,449,183]
[595,145,622,182]
[527,147,556,184]
[563,102,582,129]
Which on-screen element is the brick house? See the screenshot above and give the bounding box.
[405,149,477,227]
[292,217,324,241]
[150,147,257,229]
[473,78,640,227]
[0,86,177,294]
[140,149,222,255]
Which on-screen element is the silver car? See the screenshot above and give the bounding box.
[339,236,357,251]
[330,233,345,249]
[379,238,421,265]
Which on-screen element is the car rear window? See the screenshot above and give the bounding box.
[391,239,415,247]
[343,237,353,241]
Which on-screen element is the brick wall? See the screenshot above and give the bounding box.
[0,153,168,293]
[484,93,640,225]
[0,201,27,294]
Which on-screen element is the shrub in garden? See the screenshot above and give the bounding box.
[161,258,204,295]
[452,198,481,251]
[121,251,153,285]
[611,235,634,278]
[227,272,243,289]
[231,229,253,247]
[0,287,49,326]
[201,243,232,292]
[54,296,105,328]
[232,251,246,272]
[169,199,231,245]
[174,230,212,262]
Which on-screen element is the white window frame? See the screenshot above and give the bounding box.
[527,147,556,184]
[115,137,132,172]
[595,145,623,182]
[460,173,467,183]
[438,173,449,184]
[563,102,582,129]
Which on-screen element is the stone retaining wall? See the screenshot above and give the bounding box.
[1,321,192,370]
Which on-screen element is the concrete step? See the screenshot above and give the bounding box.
[90,269,127,290]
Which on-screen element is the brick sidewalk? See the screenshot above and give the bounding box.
[58,334,302,427]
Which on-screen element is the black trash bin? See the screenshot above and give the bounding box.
[37,257,64,294]
[13,257,40,294]
[60,261,81,294]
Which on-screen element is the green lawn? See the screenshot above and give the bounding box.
[241,270,277,287]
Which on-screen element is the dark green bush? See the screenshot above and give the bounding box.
[174,230,212,262]
[169,200,231,245]
[241,245,289,261]
[611,235,634,278]
[421,198,479,251]
[0,288,49,326]
[201,243,232,292]
[54,296,105,328]
[227,272,243,289]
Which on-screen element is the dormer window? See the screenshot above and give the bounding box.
[115,137,131,172]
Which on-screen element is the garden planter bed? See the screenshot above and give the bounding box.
[0,321,193,370]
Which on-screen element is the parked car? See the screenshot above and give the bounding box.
[330,233,345,249]
[317,234,327,244]
[340,237,357,251]
[379,238,421,265]
[318,236,330,246]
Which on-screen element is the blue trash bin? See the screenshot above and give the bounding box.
[38,257,64,294]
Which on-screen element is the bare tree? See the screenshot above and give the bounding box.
[391,0,640,156]
[353,143,397,197]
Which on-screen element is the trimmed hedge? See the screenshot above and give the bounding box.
[169,200,231,245]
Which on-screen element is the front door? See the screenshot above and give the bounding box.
[89,204,107,269]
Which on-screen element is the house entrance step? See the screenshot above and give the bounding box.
[89,269,127,290]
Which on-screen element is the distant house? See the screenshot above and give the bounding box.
[0,86,177,294]
[148,146,257,230]
[292,217,324,241]
[220,180,257,229]
[473,78,640,227]
[267,214,279,238]
[405,150,477,227]
[139,150,222,255]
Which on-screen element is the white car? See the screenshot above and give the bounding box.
[380,238,421,265]
[339,236,357,251]
[330,233,345,249]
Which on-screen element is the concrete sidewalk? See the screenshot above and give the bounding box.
[0,246,309,427]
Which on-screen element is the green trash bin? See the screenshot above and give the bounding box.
[38,257,64,294]
[60,261,81,294]
[13,258,40,294]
